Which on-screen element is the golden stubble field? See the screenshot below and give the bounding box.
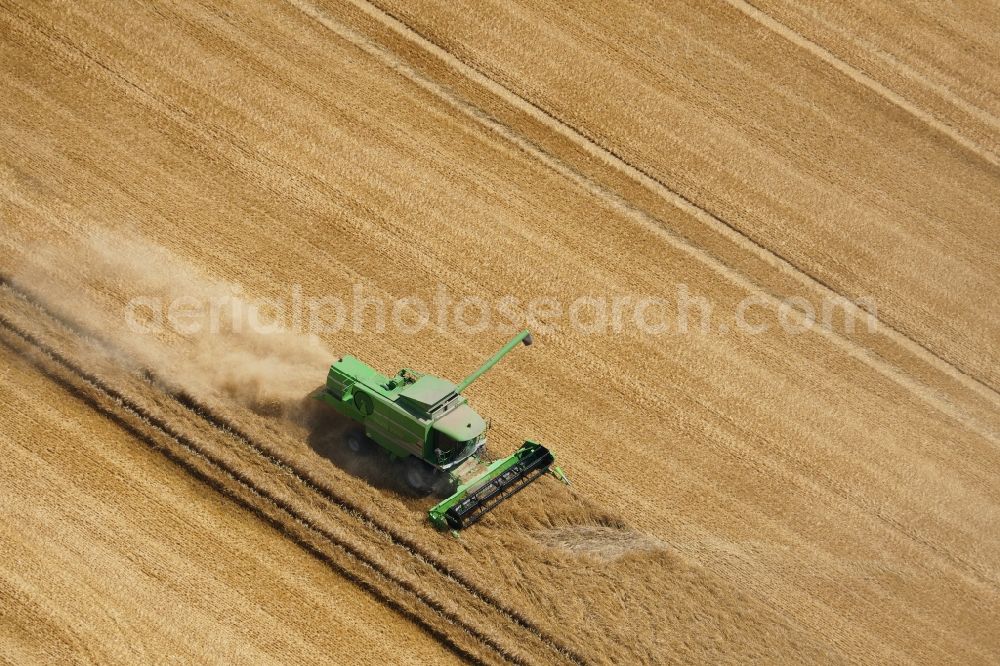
[1,0,998,663]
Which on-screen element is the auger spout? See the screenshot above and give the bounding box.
[454,329,532,393]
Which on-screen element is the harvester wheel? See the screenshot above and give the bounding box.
[401,457,435,497]
[344,429,373,456]
[433,474,458,499]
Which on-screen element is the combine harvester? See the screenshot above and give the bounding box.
[313,330,568,530]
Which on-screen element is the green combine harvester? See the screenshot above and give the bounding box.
[312,329,568,530]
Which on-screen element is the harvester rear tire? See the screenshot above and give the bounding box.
[344,429,373,456]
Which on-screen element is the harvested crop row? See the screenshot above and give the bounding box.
[0,277,586,665]
[0,334,461,665]
[1,273,819,663]
[0,285,584,666]
[0,325,503,664]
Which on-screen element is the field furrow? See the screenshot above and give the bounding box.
[1,0,997,662]
[367,0,1000,388]
[0,282,591,666]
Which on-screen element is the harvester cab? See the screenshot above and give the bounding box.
[313,329,568,530]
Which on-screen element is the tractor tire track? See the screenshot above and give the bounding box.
[730,0,1000,169]
[291,0,1000,418]
[0,277,587,666]
[10,0,996,433]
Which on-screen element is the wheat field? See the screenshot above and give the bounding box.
[1,0,998,663]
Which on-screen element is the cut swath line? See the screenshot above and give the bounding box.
[755,0,1000,135]
[15,0,997,422]
[0,321,499,666]
[0,277,587,666]
[296,0,1000,403]
[285,0,1000,442]
[730,0,1000,169]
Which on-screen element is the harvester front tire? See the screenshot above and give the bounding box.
[401,458,434,497]
[433,474,458,499]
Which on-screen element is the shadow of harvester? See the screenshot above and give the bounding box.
[301,397,446,500]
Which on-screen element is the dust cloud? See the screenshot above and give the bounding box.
[14,232,334,419]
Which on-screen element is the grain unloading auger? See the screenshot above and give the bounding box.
[313,330,569,530]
